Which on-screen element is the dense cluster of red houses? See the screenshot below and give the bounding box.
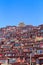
[0,23,43,65]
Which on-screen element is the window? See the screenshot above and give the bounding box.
[36,59,39,64]
[40,50,43,53]
[37,50,43,54]
[29,28,32,31]
[29,48,33,51]
[22,30,27,33]
[15,43,21,46]
[37,50,40,54]
[5,54,12,56]
[9,58,16,63]
[0,60,6,63]
[38,33,40,36]
[41,33,43,37]
[33,44,39,47]
[1,45,10,48]
[40,30,43,32]
[26,53,29,56]
[8,54,12,56]
[32,35,36,39]
[40,44,43,48]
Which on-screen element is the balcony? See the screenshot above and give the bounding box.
[1,45,11,49]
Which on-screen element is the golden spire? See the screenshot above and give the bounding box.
[18,22,25,27]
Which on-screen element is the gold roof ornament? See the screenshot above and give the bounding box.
[18,22,25,27]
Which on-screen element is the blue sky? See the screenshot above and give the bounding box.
[0,0,43,27]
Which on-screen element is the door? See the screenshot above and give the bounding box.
[39,59,43,65]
